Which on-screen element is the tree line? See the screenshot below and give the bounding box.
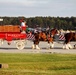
[0,16,76,30]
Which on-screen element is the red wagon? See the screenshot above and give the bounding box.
[0,25,27,50]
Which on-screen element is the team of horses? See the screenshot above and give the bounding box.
[31,28,76,50]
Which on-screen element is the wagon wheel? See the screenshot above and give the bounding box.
[0,39,4,46]
[16,41,25,50]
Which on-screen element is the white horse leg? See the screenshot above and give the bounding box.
[63,44,71,50]
[68,44,73,49]
[65,44,69,50]
[49,43,54,49]
[32,44,36,49]
[51,43,54,48]
[47,43,50,49]
[36,45,40,50]
[63,44,65,49]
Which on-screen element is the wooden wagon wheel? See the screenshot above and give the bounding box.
[16,41,25,50]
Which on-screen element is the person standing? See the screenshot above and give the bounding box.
[20,20,28,33]
[21,21,26,30]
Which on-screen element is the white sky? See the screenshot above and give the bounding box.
[0,0,76,17]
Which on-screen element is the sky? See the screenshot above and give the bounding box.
[0,0,76,17]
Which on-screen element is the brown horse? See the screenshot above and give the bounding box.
[32,28,58,49]
[63,32,76,49]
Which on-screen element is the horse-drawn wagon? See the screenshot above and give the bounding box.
[0,25,75,50]
[0,25,27,50]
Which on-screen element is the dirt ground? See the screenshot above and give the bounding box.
[0,40,76,54]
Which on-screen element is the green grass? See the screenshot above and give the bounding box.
[0,53,76,75]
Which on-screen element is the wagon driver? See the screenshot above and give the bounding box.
[20,20,28,33]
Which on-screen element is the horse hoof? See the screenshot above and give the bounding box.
[50,46,53,49]
[32,47,35,49]
[66,48,69,50]
[32,46,35,49]
[36,47,40,50]
[37,48,40,50]
[32,45,36,49]
[35,45,40,50]
[46,48,50,50]
[74,45,76,49]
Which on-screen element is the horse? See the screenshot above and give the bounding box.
[32,28,58,49]
[63,32,76,49]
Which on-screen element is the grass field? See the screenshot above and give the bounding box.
[0,53,76,75]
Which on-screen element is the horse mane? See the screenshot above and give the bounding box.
[50,28,58,37]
